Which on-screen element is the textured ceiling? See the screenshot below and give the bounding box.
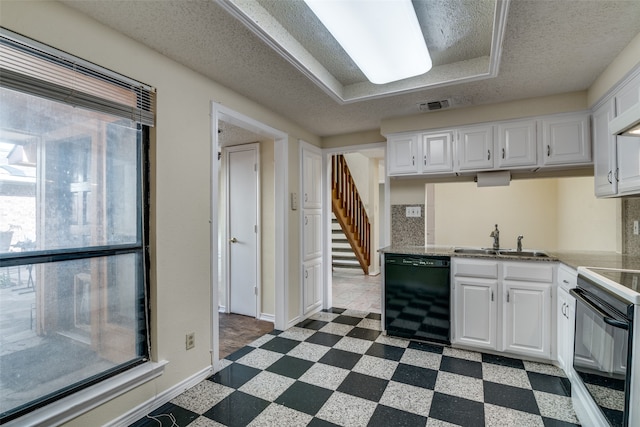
[61,0,640,137]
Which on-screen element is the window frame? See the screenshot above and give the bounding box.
[0,30,153,424]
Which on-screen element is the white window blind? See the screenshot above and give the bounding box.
[0,28,155,127]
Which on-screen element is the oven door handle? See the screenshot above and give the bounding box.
[570,288,629,330]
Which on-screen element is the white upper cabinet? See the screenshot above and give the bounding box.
[421,132,453,173]
[497,120,537,168]
[541,113,591,166]
[387,134,419,175]
[386,110,593,178]
[388,131,453,175]
[593,100,617,197]
[456,125,495,171]
[615,72,640,118]
[616,135,640,195]
[592,68,640,198]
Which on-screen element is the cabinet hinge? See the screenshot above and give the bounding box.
[254,163,257,172]
[254,225,258,233]
[254,286,258,295]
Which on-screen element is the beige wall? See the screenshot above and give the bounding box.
[390,179,429,204]
[0,1,317,425]
[344,153,372,211]
[556,177,620,252]
[322,129,384,149]
[381,92,588,136]
[423,176,618,252]
[589,31,640,107]
[433,179,558,249]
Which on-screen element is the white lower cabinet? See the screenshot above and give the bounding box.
[503,280,551,358]
[452,258,553,360]
[557,286,575,371]
[454,277,498,349]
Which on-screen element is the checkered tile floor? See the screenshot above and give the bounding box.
[131,308,581,427]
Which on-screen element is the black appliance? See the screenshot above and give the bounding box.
[384,254,450,344]
[572,273,634,427]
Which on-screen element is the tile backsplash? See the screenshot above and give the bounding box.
[391,204,425,246]
[623,197,640,255]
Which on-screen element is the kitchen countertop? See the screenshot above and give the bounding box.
[379,245,640,271]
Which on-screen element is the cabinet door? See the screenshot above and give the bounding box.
[503,281,551,358]
[615,72,640,117]
[617,135,640,195]
[541,113,591,166]
[303,261,322,314]
[453,277,497,349]
[457,125,495,171]
[303,211,322,260]
[303,149,322,209]
[497,120,537,168]
[388,135,419,175]
[421,132,453,173]
[593,100,617,197]
[557,287,574,371]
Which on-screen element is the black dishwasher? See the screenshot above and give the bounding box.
[384,254,451,344]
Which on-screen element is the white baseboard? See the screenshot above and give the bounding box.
[259,313,275,322]
[106,365,213,427]
[286,315,302,329]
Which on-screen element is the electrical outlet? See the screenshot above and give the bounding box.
[405,206,422,217]
[634,221,639,235]
[186,332,195,350]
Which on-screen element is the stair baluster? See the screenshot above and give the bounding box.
[331,154,371,275]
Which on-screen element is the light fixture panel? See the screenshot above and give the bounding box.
[304,0,432,84]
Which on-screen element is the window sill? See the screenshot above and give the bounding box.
[4,360,168,427]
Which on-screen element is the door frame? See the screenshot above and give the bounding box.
[223,143,261,318]
[321,142,389,310]
[210,102,288,370]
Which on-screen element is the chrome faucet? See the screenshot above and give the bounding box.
[490,224,500,250]
[517,235,524,252]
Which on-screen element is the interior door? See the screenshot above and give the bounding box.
[227,144,259,317]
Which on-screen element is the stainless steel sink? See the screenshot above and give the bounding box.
[453,247,550,258]
[497,250,549,258]
[453,248,498,255]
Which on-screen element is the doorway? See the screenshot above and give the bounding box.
[324,144,388,314]
[211,103,288,368]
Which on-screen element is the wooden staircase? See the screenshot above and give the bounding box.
[331,154,370,275]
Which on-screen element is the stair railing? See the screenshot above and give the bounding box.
[331,154,370,274]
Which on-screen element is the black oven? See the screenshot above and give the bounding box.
[572,274,634,427]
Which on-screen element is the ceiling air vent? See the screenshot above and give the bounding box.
[418,99,450,112]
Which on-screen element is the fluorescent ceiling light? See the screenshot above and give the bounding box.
[304,0,432,85]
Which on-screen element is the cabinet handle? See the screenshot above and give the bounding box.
[502,148,505,159]
[491,291,494,302]
[562,302,566,317]
[615,168,619,182]
[305,270,308,279]
[608,171,613,184]
[424,155,427,166]
[412,155,415,166]
[563,279,569,284]
[305,216,308,225]
[547,145,551,157]
[506,291,510,303]
[304,193,308,202]
[487,150,491,161]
